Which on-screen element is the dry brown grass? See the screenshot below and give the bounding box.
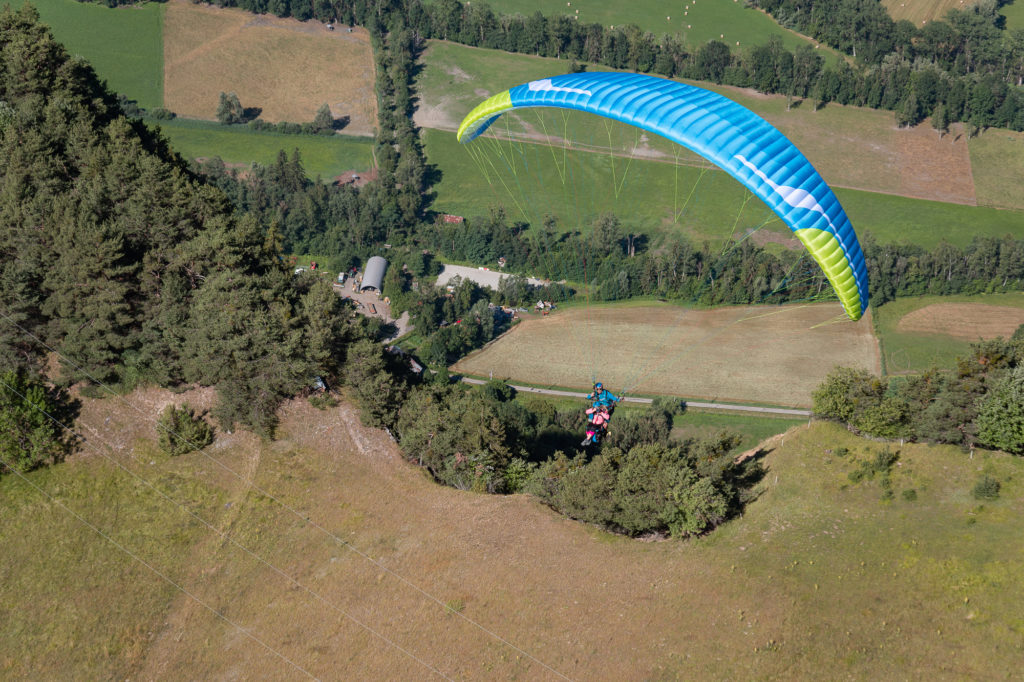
[454,302,880,408]
[752,106,975,206]
[881,0,967,24]
[163,0,376,135]
[896,303,1024,340]
[98,397,1022,680]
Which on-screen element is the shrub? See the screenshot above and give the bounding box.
[309,393,338,410]
[901,488,917,501]
[976,366,1024,455]
[504,457,537,494]
[157,404,214,456]
[972,475,1001,501]
[0,370,74,473]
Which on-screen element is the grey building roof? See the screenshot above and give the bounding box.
[360,256,388,292]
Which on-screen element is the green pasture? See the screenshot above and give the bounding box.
[155,119,375,179]
[425,127,1024,248]
[1003,0,1024,30]
[423,0,840,60]
[670,409,804,452]
[968,128,1024,210]
[874,293,1024,375]
[28,0,164,109]
[419,42,1024,217]
[700,421,1024,678]
[835,188,1024,248]
[0,452,228,679]
[420,41,829,150]
[425,126,783,243]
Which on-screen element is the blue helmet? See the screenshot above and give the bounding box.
[594,382,603,390]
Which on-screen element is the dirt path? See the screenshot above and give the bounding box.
[460,376,812,417]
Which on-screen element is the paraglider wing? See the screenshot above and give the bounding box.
[457,72,869,321]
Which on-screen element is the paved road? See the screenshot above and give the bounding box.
[460,377,812,417]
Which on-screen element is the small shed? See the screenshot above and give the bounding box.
[360,256,388,292]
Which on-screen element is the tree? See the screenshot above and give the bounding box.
[590,213,621,256]
[931,102,949,137]
[216,92,245,124]
[0,369,73,473]
[157,403,214,455]
[343,339,406,429]
[693,40,731,83]
[313,102,334,132]
[976,366,1024,455]
[812,367,885,424]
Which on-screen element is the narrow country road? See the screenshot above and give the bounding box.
[459,377,812,417]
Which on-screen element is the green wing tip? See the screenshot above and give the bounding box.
[457,90,514,143]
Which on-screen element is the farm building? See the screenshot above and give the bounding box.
[360,256,388,292]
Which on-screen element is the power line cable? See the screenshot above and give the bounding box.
[0,452,320,681]
[0,310,574,682]
[0,375,454,680]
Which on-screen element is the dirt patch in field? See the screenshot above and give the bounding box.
[454,302,879,408]
[163,0,376,135]
[891,120,975,204]
[896,303,1024,340]
[749,227,802,250]
[334,166,378,187]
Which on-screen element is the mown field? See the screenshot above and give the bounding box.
[3,391,1023,678]
[874,293,1024,374]
[881,0,967,23]
[425,126,1024,248]
[163,0,377,134]
[158,118,375,179]
[424,0,841,60]
[453,302,881,408]
[1004,0,1024,30]
[29,0,164,109]
[417,40,978,206]
[968,127,1024,210]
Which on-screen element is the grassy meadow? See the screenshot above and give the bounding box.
[670,409,805,451]
[425,126,1024,248]
[417,41,978,206]
[968,127,1024,210]
[424,0,841,60]
[1004,0,1024,30]
[157,118,375,178]
[29,0,164,108]
[0,448,228,678]
[3,393,1024,678]
[874,293,1024,374]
